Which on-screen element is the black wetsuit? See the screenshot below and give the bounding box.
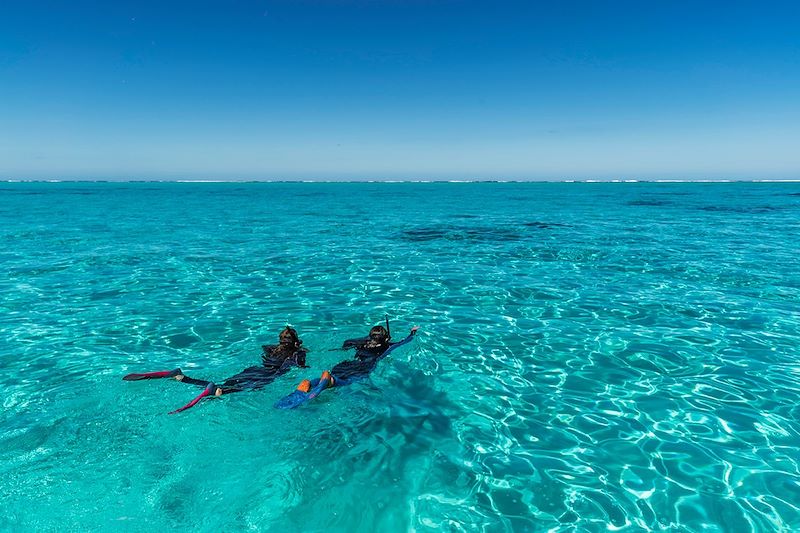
[331,333,415,386]
[180,345,308,394]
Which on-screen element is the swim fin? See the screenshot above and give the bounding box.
[169,383,218,414]
[122,368,182,381]
[274,373,333,409]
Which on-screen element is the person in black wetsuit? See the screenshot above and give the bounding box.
[123,326,309,412]
[176,326,309,395]
[295,323,418,393]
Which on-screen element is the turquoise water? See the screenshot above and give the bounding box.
[1,182,800,532]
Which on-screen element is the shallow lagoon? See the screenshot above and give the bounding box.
[1,182,799,531]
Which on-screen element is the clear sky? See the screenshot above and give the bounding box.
[1,0,799,180]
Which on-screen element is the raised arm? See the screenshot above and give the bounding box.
[382,326,419,357]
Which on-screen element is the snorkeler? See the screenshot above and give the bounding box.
[275,318,418,409]
[123,326,309,413]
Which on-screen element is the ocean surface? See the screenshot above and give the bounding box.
[1,182,800,532]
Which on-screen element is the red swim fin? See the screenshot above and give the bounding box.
[169,383,217,414]
[122,368,182,381]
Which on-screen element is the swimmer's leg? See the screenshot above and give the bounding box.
[122,368,182,381]
[175,373,212,387]
[169,382,223,414]
[330,375,355,387]
[328,368,368,388]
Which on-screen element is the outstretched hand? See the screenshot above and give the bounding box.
[410,326,420,334]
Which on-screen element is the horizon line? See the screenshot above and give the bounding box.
[3,179,800,184]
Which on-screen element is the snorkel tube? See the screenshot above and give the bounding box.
[385,314,391,341]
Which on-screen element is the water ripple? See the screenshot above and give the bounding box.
[1,182,799,531]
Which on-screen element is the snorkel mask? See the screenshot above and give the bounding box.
[367,324,390,347]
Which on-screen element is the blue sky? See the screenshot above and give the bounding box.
[1,0,798,180]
